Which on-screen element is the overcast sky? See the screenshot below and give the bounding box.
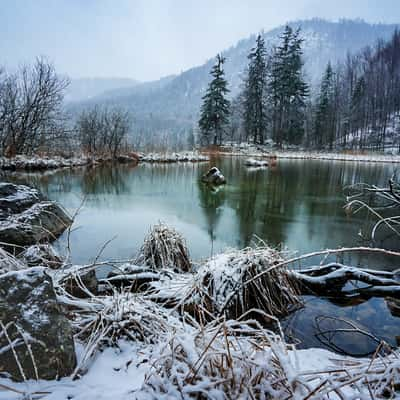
[1,0,399,81]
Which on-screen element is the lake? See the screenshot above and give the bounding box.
[3,156,400,355]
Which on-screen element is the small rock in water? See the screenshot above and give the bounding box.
[201,167,226,185]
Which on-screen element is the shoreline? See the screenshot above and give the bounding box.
[0,151,209,172]
[2,150,400,173]
[210,150,400,164]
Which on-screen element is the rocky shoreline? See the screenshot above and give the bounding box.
[0,151,209,172]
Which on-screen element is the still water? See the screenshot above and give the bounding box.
[3,156,400,354]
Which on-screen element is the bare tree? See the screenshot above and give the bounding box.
[76,106,130,158]
[0,57,69,156]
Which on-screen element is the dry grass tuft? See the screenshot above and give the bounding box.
[136,223,192,273]
[190,248,303,321]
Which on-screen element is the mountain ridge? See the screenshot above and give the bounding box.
[68,19,400,134]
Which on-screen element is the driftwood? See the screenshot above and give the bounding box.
[345,178,400,242]
[291,262,400,299]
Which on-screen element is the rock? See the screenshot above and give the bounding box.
[0,267,76,380]
[0,202,72,247]
[0,182,72,248]
[0,183,42,214]
[19,244,63,268]
[201,167,226,185]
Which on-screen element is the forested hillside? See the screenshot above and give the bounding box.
[68,19,398,148]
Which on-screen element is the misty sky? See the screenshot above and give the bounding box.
[1,0,399,82]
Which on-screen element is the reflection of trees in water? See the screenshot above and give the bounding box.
[0,170,74,197]
[297,161,396,251]
[225,162,302,248]
[81,164,132,196]
[216,159,394,252]
[143,163,199,189]
[197,181,226,242]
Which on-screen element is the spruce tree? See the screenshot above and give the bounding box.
[270,25,308,147]
[314,62,335,149]
[198,54,230,146]
[243,34,268,145]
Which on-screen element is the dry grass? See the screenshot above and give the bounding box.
[189,248,303,321]
[136,223,192,273]
[136,318,299,399]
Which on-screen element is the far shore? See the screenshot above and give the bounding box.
[207,149,400,164]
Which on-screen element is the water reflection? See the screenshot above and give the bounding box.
[282,296,400,356]
[197,182,226,243]
[3,157,397,264]
[2,157,400,353]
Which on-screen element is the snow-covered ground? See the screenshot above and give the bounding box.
[216,142,400,163]
[0,340,343,400]
[276,151,400,163]
[0,155,90,171]
[138,151,209,163]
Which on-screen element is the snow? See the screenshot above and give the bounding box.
[0,155,90,171]
[139,151,209,163]
[244,157,268,167]
[217,141,400,163]
[0,331,369,400]
[0,341,147,400]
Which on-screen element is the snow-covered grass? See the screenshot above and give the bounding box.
[276,151,400,163]
[2,224,400,398]
[212,141,400,163]
[1,315,399,399]
[0,155,90,171]
[138,151,209,163]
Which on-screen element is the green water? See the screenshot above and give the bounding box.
[3,156,400,355]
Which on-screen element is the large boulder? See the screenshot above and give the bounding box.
[0,182,72,247]
[0,267,77,380]
[201,167,226,185]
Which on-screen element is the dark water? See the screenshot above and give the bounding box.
[3,156,400,355]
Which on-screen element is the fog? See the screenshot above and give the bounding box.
[1,0,399,81]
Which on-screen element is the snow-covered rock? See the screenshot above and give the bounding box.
[0,267,76,381]
[0,183,72,247]
[201,167,226,185]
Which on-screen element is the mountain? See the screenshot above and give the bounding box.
[65,77,139,103]
[70,19,399,134]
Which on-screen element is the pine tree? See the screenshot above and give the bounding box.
[314,62,335,149]
[270,26,308,147]
[243,34,268,145]
[198,55,230,146]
